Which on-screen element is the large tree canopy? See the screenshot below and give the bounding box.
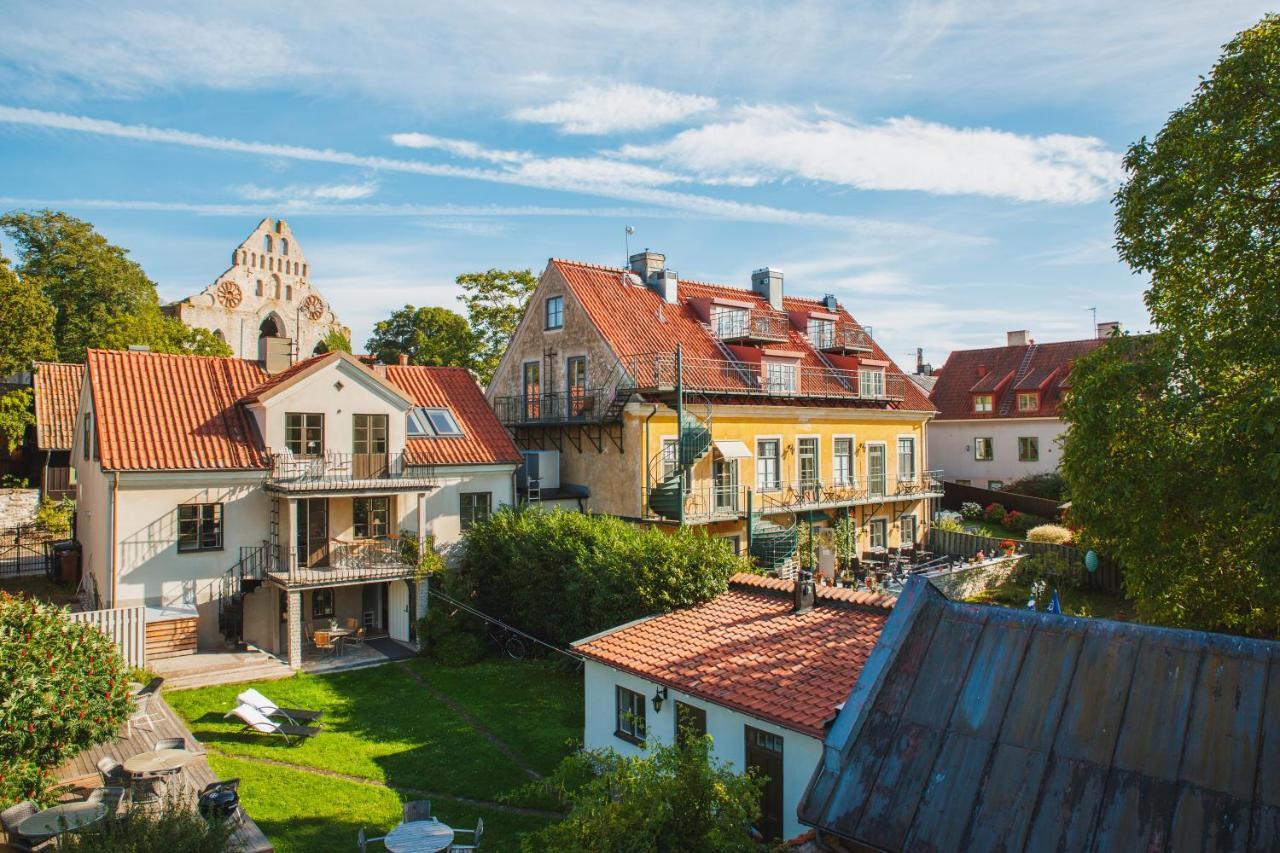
[456,268,537,384]
[0,253,55,376]
[0,210,231,361]
[1061,16,1280,636]
[365,304,475,368]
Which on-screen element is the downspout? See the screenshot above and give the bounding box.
[643,404,660,518]
[109,471,118,608]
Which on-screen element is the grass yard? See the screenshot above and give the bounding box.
[962,521,1021,540]
[167,658,582,853]
[967,581,1133,621]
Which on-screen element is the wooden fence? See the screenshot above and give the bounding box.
[942,481,1063,520]
[925,527,1123,596]
[69,605,146,669]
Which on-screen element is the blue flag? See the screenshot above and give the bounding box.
[1048,590,1062,614]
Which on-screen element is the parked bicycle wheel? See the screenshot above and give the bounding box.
[504,632,528,660]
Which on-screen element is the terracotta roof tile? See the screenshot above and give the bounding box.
[87,349,269,471]
[384,365,522,466]
[930,338,1106,420]
[32,362,83,450]
[574,572,892,736]
[550,259,934,412]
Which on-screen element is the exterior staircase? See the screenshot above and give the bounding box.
[647,402,713,520]
[154,646,293,691]
[217,542,269,644]
[750,516,799,570]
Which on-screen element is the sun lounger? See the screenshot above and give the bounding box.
[225,704,320,744]
[237,688,324,724]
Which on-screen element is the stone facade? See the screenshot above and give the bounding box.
[164,218,348,360]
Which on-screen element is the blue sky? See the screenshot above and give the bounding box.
[0,1,1269,367]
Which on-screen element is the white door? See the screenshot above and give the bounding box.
[388,580,410,642]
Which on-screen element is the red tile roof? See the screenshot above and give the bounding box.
[32,362,83,450]
[550,260,934,412]
[87,349,269,471]
[574,573,893,736]
[384,365,523,466]
[930,337,1105,420]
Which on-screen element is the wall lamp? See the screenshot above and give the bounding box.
[652,686,669,713]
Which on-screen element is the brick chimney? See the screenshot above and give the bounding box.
[398,353,409,366]
[793,571,815,614]
[1006,330,1029,347]
[977,363,989,379]
[1096,321,1121,338]
[751,267,784,310]
[628,249,665,279]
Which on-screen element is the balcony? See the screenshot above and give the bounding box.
[492,387,631,427]
[645,482,748,523]
[810,322,874,354]
[266,537,417,588]
[755,472,944,513]
[626,353,907,402]
[710,306,791,344]
[264,451,436,494]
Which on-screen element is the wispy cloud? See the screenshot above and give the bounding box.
[511,84,716,134]
[389,132,529,164]
[620,105,1123,203]
[235,182,379,201]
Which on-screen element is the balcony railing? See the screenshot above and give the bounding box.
[626,353,906,402]
[809,322,874,353]
[265,451,436,492]
[493,388,629,426]
[710,306,791,343]
[267,537,417,587]
[645,482,750,523]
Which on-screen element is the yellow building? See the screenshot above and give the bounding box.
[486,253,941,573]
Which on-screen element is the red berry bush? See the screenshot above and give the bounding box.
[0,592,133,804]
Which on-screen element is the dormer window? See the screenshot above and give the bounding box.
[408,407,463,437]
[859,367,885,398]
[711,305,748,339]
[1017,392,1039,412]
[973,394,994,414]
[762,360,798,393]
[808,317,834,349]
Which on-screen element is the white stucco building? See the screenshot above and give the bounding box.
[72,348,519,667]
[163,218,349,361]
[572,574,893,843]
[927,329,1109,489]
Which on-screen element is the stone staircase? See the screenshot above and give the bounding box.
[153,645,293,691]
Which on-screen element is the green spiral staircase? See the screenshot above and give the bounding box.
[749,515,798,569]
[647,403,713,520]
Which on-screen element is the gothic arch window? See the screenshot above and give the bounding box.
[302,263,308,277]
[259,314,282,337]
[269,257,275,271]
[238,250,247,265]
[260,255,266,269]
[256,279,264,297]
[272,274,282,299]
[263,234,272,253]
[251,252,257,266]
[285,284,293,301]
[281,238,289,256]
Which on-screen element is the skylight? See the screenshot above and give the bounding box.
[408,407,462,437]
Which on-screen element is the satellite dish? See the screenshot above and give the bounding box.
[625,225,635,235]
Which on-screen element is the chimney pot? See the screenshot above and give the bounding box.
[793,572,815,614]
[822,293,838,311]
[977,364,988,378]
[751,267,784,310]
[398,353,409,366]
[1096,321,1121,338]
[628,249,666,279]
[1007,330,1029,347]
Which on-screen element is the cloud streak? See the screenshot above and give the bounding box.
[511,84,716,134]
[389,132,529,164]
[236,182,380,201]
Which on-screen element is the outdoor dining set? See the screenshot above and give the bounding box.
[359,800,484,852]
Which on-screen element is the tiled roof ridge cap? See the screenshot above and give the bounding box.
[729,572,896,611]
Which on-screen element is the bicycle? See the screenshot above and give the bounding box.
[486,623,528,660]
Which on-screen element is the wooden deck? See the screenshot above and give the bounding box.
[55,694,273,852]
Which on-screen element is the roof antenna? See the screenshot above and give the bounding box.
[1084,305,1097,337]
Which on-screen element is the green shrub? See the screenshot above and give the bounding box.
[457,506,749,647]
[936,516,964,533]
[1014,553,1080,592]
[34,496,74,537]
[0,593,133,804]
[1027,524,1074,545]
[983,503,1007,524]
[1003,471,1068,502]
[59,791,237,852]
[431,631,487,666]
[1005,511,1051,534]
[959,502,983,520]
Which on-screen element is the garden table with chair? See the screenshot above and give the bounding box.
[123,745,194,803]
[382,818,454,852]
[16,800,107,840]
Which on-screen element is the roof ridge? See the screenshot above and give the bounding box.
[729,572,896,611]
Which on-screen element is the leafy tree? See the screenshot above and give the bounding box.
[0,593,134,804]
[521,735,764,852]
[0,254,55,376]
[0,389,33,454]
[365,304,475,369]
[1062,16,1280,635]
[313,327,352,354]
[0,210,230,360]
[456,268,537,384]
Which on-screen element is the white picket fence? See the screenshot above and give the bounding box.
[69,605,147,668]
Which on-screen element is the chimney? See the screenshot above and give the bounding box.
[628,249,665,279]
[793,571,815,614]
[650,268,680,304]
[822,293,838,311]
[916,347,924,374]
[397,353,409,366]
[1096,320,1120,338]
[1006,330,1029,347]
[977,363,988,378]
[751,267,784,310]
[261,336,293,375]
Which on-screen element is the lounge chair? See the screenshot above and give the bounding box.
[237,688,324,724]
[402,799,431,822]
[226,704,320,744]
[127,677,165,737]
[452,817,484,850]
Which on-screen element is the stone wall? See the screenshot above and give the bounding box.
[927,555,1023,601]
[0,489,40,528]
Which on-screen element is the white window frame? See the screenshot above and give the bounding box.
[859,367,885,399]
[711,305,748,339]
[1018,435,1039,462]
[795,435,821,486]
[763,360,798,394]
[660,436,679,480]
[756,436,782,492]
[808,317,835,349]
[1017,391,1039,412]
[865,441,888,497]
[898,512,918,546]
[973,394,994,414]
[615,685,647,745]
[832,434,855,486]
[868,517,888,550]
[896,434,916,484]
[974,437,993,461]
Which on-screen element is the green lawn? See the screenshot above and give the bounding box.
[962,521,1021,540]
[967,581,1133,621]
[167,658,582,853]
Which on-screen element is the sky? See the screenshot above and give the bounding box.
[0,1,1270,368]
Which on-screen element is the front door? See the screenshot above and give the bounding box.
[296,498,329,568]
[867,444,887,497]
[388,580,410,642]
[745,726,784,841]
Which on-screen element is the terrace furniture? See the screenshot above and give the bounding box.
[0,801,38,849]
[356,827,386,852]
[451,816,484,851]
[382,818,454,852]
[15,800,107,841]
[124,745,194,803]
[88,785,127,814]
[226,704,320,744]
[313,630,340,657]
[402,800,432,822]
[154,737,186,751]
[96,756,128,788]
[237,688,325,724]
[126,678,165,737]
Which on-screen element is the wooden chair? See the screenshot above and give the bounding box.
[356,826,386,852]
[97,756,128,787]
[402,799,431,822]
[313,630,338,657]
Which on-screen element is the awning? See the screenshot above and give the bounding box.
[713,439,753,459]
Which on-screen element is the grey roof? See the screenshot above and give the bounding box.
[799,577,1280,852]
[908,373,937,393]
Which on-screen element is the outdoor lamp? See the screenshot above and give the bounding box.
[652,686,668,713]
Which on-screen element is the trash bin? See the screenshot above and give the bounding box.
[50,540,81,584]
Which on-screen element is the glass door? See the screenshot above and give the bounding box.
[566,356,588,418]
[867,444,886,497]
[296,498,329,568]
[713,457,739,513]
[522,362,541,419]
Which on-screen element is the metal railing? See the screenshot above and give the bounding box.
[809,322,874,352]
[644,483,750,523]
[265,451,435,491]
[493,388,625,425]
[709,306,791,343]
[268,537,416,586]
[755,472,944,512]
[625,353,907,402]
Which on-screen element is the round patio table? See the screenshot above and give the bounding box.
[17,801,107,838]
[383,818,454,853]
[123,748,194,774]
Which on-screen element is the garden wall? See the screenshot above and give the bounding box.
[942,481,1062,520]
[925,527,1123,596]
[927,556,1022,601]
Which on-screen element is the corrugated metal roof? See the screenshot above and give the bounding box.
[799,577,1280,852]
[32,361,83,450]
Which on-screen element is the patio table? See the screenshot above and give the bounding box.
[383,818,454,853]
[17,801,107,838]
[123,747,194,774]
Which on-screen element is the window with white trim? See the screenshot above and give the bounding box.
[859,367,885,398]
[897,436,916,483]
[973,394,994,413]
[808,317,834,348]
[869,518,888,550]
[974,437,993,461]
[899,513,918,546]
[763,360,798,393]
[615,685,646,744]
[756,439,780,491]
[1018,436,1039,462]
[711,305,748,339]
[1017,392,1039,412]
[833,437,854,486]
